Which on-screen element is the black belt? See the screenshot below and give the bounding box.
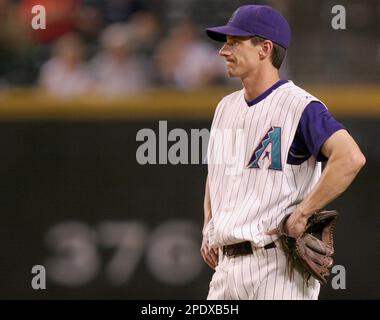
[222,241,276,257]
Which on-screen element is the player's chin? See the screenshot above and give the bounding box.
[226,64,240,77]
[227,73,239,78]
[226,69,238,78]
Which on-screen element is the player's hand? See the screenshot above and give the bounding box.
[200,236,219,269]
[266,211,308,238]
[282,212,308,238]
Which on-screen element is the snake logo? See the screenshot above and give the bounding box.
[247,126,282,170]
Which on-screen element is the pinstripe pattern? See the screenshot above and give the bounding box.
[206,81,323,300]
[207,81,322,248]
[207,244,320,300]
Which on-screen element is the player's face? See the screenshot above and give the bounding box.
[219,36,261,78]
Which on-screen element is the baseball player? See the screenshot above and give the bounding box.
[200,5,366,300]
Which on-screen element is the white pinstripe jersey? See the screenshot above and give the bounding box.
[206,81,323,248]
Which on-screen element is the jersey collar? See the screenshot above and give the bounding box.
[245,79,289,107]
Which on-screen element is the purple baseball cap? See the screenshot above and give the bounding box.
[206,5,291,49]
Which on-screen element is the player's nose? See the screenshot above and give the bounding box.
[219,43,231,57]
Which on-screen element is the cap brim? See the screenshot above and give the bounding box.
[206,25,254,42]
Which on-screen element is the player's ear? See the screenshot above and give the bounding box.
[260,40,273,59]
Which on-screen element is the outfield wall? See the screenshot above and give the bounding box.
[0,87,378,299]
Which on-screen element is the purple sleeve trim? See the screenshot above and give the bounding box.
[287,101,346,165]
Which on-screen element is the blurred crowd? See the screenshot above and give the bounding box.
[0,0,379,98]
[0,0,228,98]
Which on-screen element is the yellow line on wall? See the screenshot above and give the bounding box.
[0,86,379,120]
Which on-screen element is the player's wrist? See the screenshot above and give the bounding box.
[294,206,314,219]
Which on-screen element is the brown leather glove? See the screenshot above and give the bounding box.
[277,210,339,285]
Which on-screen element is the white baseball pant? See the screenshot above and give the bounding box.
[207,241,320,300]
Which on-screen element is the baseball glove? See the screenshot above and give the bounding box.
[277,210,339,285]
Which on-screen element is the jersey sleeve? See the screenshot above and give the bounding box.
[287,101,346,164]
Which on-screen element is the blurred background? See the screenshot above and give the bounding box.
[0,0,379,299]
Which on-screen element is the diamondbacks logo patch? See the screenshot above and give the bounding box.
[247,126,282,170]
